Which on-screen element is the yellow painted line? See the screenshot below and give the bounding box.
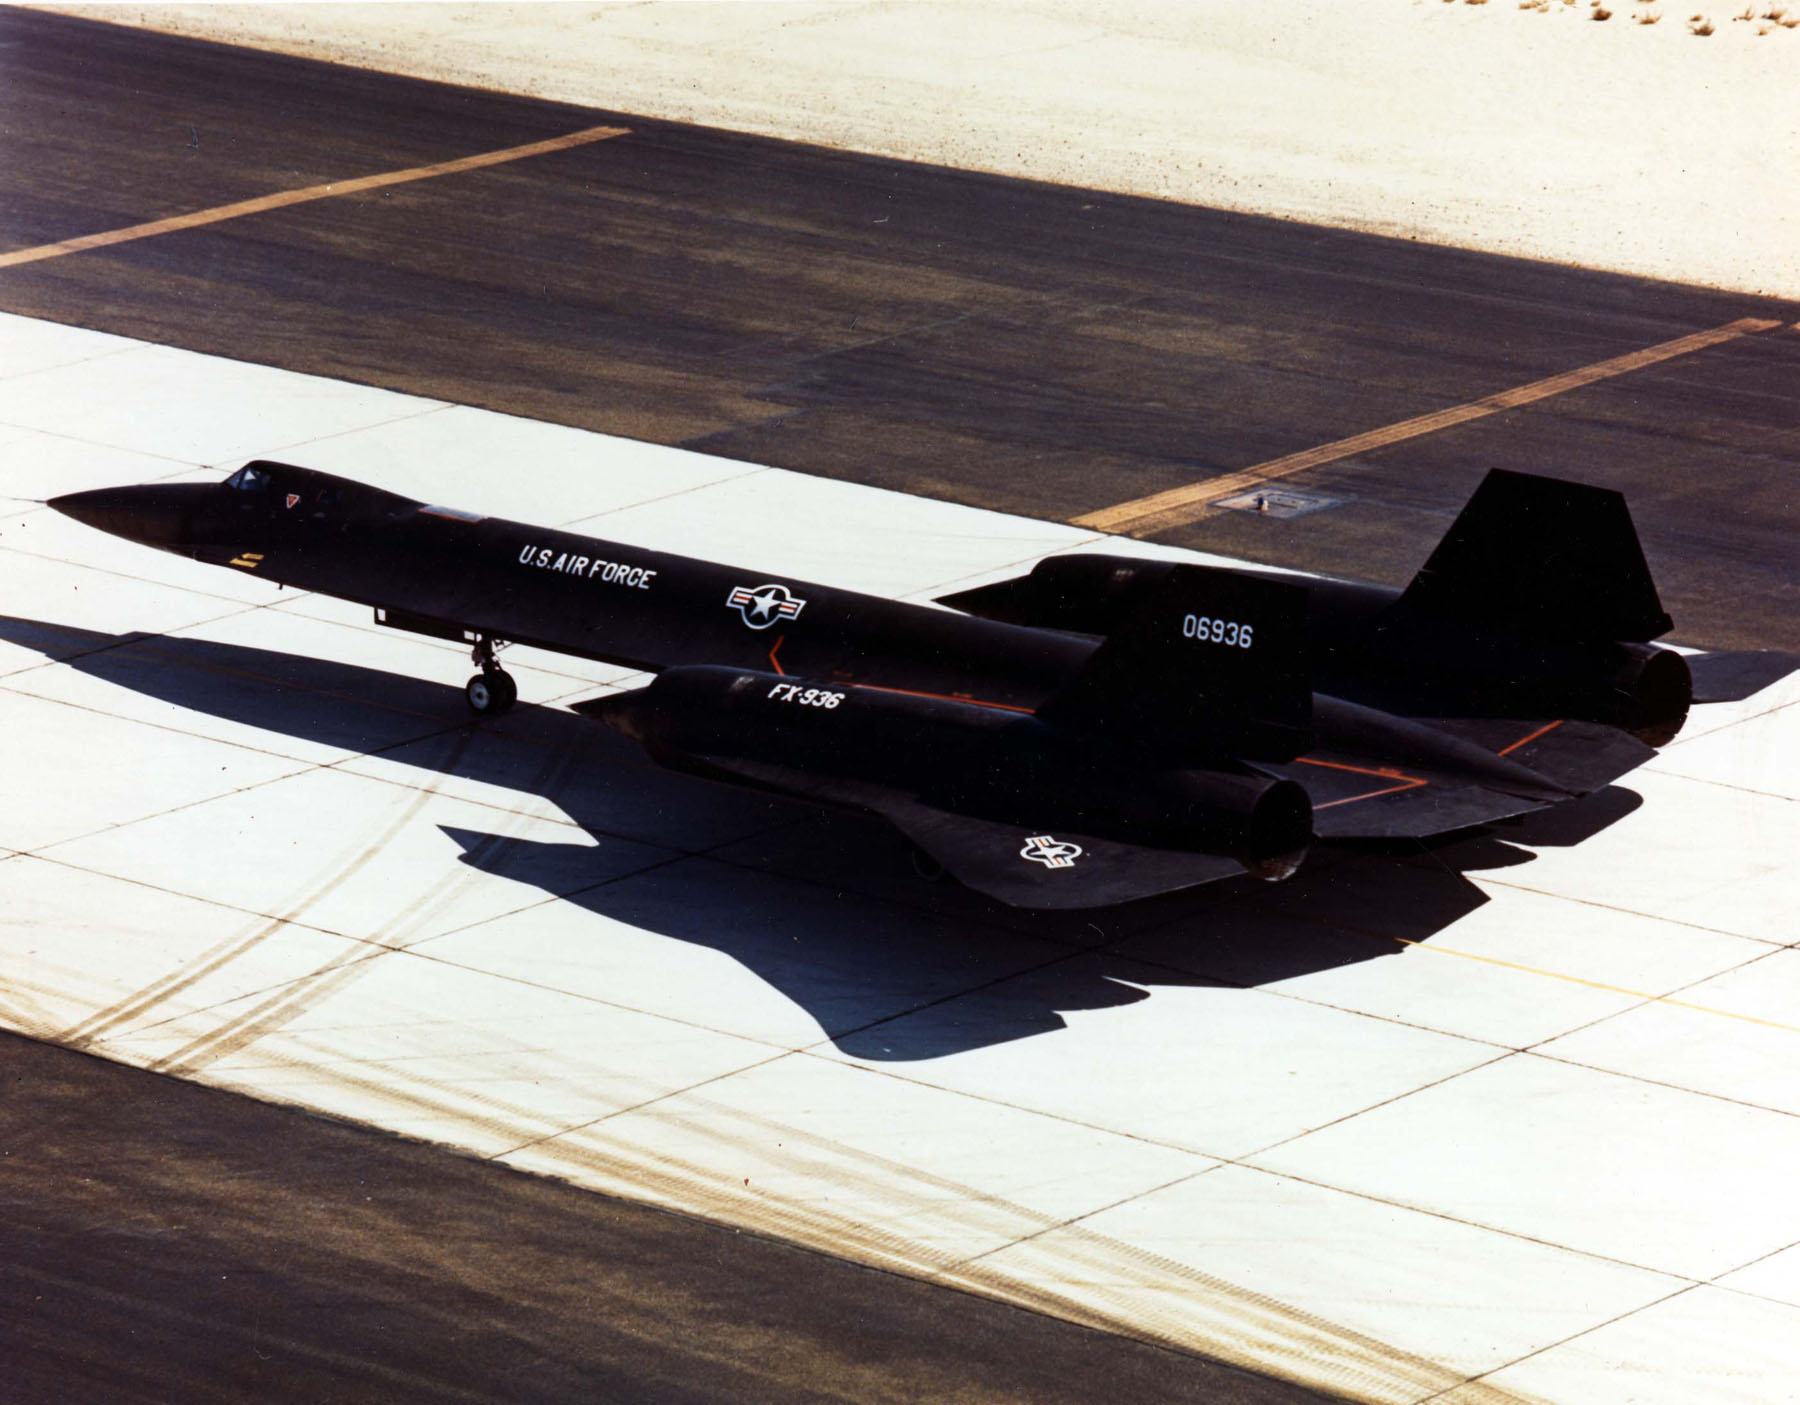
[0,124,630,271]
[1072,316,1785,536]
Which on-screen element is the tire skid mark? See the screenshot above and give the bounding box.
[523,1086,1089,1265]
[0,977,63,1038]
[193,1037,703,1162]
[948,1252,1536,1405]
[204,1036,1071,1282]
[61,729,480,1052]
[370,732,585,953]
[509,1087,1506,1404]
[60,913,294,1050]
[556,1056,1128,1230]
[51,781,1513,1405]
[149,949,385,1077]
[151,899,421,1076]
[19,626,1525,1403]
[142,1017,1527,1404]
[145,739,585,1076]
[0,998,45,1034]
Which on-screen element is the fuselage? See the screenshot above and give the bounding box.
[60,461,1092,711]
[49,461,1608,829]
[42,460,1696,905]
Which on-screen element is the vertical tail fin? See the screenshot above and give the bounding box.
[1401,469,1671,641]
[1036,563,1312,760]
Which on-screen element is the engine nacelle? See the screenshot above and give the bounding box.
[1347,623,1692,745]
[588,666,1312,870]
[1596,642,1692,746]
[944,553,1693,744]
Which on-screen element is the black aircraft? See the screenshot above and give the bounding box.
[48,464,1786,908]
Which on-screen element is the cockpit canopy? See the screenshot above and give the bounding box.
[223,461,344,511]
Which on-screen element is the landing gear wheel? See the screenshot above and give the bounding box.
[465,669,517,716]
[465,634,516,716]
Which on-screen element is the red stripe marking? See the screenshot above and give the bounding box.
[1313,778,1429,811]
[767,635,786,676]
[850,683,1037,714]
[1294,755,1423,782]
[1294,753,1430,810]
[1498,718,1565,756]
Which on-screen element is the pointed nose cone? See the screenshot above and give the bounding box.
[569,688,652,741]
[50,484,196,548]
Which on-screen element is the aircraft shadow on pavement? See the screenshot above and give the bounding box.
[5,615,1641,1061]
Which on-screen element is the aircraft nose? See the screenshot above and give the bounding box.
[49,484,195,547]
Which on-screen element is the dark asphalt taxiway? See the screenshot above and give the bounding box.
[0,1031,1328,1405]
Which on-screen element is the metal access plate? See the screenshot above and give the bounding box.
[1214,487,1348,519]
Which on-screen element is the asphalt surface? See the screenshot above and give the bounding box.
[0,9,1795,1400]
[0,1031,1331,1405]
[2,9,1797,653]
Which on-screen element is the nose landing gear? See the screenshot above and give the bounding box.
[465,635,517,716]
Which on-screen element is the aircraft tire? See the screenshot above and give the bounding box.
[465,669,517,716]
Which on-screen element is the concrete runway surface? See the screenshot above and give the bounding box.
[2,10,1800,1404]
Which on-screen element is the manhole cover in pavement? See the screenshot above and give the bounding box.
[1214,487,1347,519]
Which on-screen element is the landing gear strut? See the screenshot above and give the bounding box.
[465,635,517,716]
